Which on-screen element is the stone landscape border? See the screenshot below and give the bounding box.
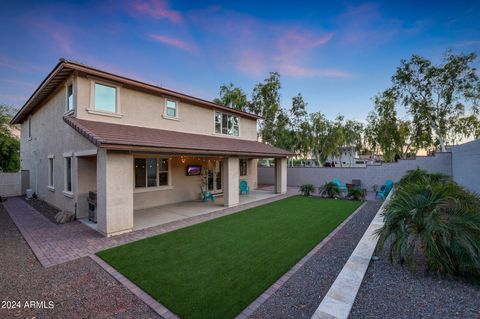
[91,255,179,319]
[311,191,393,319]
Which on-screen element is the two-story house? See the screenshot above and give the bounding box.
[11,59,291,236]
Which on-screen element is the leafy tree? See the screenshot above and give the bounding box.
[289,94,310,163]
[0,104,20,172]
[213,83,249,111]
[365,89,416,161]
[309,112,344,165]
[328,116,346,166]
[249,72,281,144]
[342,118,364,165]
[271,108,293,150]
[392,51,480,151]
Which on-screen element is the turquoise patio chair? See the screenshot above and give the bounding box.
[333,178,348,192]
[376,179,393,200]
[240,180,250,194]
[200,186,215,202]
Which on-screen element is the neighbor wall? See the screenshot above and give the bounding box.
[451,140,480,194]
[258,152,452,190]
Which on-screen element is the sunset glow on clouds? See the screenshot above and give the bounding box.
[0,0,479,119]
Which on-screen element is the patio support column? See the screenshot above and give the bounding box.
[223,157,239,207]
[96,149,134,236]
[275,157,287,194]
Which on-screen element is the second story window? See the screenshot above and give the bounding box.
[215,112,239,136]
[165,99,177,117]
[67,83,73,112]
[94,83,116,113]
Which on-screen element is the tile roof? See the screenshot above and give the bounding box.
[64,116,293,157]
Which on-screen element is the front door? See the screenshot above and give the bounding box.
[207,160,223,194]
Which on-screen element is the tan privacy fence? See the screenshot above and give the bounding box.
[0,170,29,197]
[258,152,453,191]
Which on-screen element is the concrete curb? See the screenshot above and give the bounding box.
[90,254,179,319]
[311,191,393,319]
[236,200,368,319]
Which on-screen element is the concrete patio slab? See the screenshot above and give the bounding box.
[133,189,278,231]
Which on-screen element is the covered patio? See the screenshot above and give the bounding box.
[133,189,277,231]
[66,117,292,236]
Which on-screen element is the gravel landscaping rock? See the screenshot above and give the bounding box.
[251,200,382,319]
[0,204,161,319]
[350,245,480,318]
[21,196,60,224]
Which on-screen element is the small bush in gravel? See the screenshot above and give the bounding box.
[348,187,365,201]
[299,184,315,196]
[321,182,340,198]
[377,170,480,279]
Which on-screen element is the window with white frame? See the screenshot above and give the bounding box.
[135,157,170,188]
[165,99,177,117]
[215,111,239,136]
[48,157,54,188]
[240,159,248,176]
[94,83,117,112]
[67,83,74,111]
[65,157,72,192]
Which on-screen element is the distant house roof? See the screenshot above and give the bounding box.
[11,58,261,124]
[64,116,293,158]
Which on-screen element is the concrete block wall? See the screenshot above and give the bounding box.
[0,172,22,197]
[258,152,452,191]
[452,140,480,194]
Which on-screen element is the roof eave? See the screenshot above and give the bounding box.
[99,143,292,158]
[12,58,263,124]
[11,60,66,124]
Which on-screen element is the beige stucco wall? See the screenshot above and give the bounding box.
[75,75,258,141]
[223,157,240,207]
[133,156,258,210]
[97,149,133,236]
[275,158,288,194]
[19,76,97,214]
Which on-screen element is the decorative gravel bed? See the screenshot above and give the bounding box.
[21,196,60,224]
[0,204,161,319]
[349,247,480,318]
[251,200,382,319]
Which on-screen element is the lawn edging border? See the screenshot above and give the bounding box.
[311,191,393,319]
[236,200,368,319]
[90,254,179,319]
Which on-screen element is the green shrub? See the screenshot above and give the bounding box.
[299,184,315,196]
[348,187,365,201]
[321,182,339,198]
[377,172,480,278]
[398,168,449,187]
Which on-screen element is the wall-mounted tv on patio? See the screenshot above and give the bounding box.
[186,165,202,176]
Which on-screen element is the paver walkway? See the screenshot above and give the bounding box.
[3,188,294,267]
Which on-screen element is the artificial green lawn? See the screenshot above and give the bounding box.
[97,196,361,319]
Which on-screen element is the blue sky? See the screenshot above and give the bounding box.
[0,0,479,121]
